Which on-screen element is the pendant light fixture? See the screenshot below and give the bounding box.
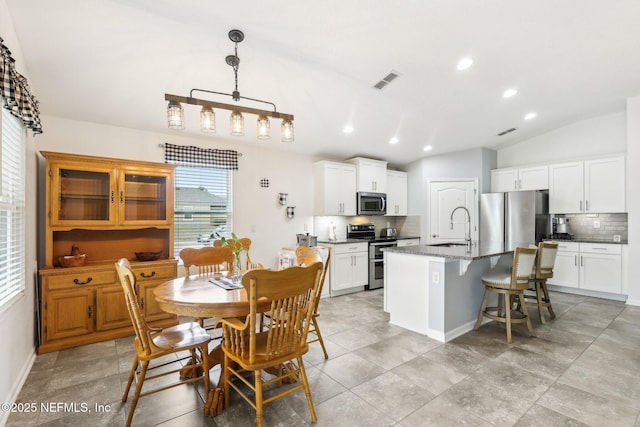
[165,29,294,142]
[199,106,215,133]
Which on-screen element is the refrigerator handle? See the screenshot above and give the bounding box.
[574,255,577,266]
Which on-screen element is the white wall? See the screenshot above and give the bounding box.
[35,115,317,270]
[406,147,496,243]
[497,112,626,167]
[625,97,640,305]
[0,0,38,421]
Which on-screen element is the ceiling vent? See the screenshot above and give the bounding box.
[497,127,517,136]
[373,70,400,90]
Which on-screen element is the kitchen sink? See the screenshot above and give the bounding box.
[427,242,469,247]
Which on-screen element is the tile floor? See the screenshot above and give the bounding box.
[6,289,640,427]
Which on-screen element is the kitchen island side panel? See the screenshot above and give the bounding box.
[385,251,431,334]
[442,254,513,341]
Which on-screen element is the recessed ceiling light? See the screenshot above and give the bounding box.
[423,145,433,152]
[343,125,354,134]
[503,88,518,98]
[389,137,399,145]
[524,112,537,120]
[457,57,473,70]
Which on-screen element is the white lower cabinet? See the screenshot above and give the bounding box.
[329,242,368,294]
[548,241,623,294]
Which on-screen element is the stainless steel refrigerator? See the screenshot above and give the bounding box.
[480,190,550,246]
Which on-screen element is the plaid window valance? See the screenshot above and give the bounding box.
[0,37,42,135]
[163,142,239,170]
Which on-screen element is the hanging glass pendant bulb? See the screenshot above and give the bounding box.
[200,107,216,133]
[167,101,184,129]
[281,119,294,142]
[230,110,244,136]
[257,115,271,140]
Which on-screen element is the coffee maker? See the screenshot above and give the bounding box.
[551,216,572,239]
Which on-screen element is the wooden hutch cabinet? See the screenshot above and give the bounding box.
[38,151,178,354]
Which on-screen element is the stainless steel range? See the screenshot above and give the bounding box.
[347,223,397,290]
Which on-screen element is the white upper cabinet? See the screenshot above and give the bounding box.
[490,165,548,192]
[584,157,626,213]
[549,156,625,214]
[385,170,408,216]
[313,161,356,216]
[549,162,584,213]
[346,157,388,193]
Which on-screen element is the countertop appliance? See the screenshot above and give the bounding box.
[347,223,397,290]
[296,233,317,247]
[552,217,570,234]
[357,192,387,216]
[480,190,550,246]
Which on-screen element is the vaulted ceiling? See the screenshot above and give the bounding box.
[6,0,640,166]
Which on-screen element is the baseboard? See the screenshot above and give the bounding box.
[1,349,36,426]
[625,298,640,306]
[547,284,627,302]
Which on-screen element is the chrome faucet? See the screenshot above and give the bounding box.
[450,206,472,249]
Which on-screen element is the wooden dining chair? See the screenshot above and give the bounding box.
[180,246,235,275]
[295,246,331,359]
[180,246,236,330]
[115,258,211,427]
[524,241,559,324]
[218,263,323,427]
[474,246,538,343]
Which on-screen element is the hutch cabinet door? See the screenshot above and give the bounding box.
[95,285,131,331]
[49,163,118,226]
[45,289,94,341]
[118,167,174,225]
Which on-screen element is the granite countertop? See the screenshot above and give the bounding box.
[384,242,525,261]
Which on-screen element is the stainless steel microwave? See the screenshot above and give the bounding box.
[357,192,387,215]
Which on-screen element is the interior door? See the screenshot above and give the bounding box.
[429,180,478,244]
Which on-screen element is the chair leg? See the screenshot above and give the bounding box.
[125,359,149,427]
[222,354,231,409]
[505,294,512,343]
[519,290,536,338]
[255,369,264,427]
[534,280,546,324]
[311,316,329,359]
[474,288,490,330]
[541,280,556,319]
[201,344,210,396]
[298,356,317,423]
[122,356,138,402]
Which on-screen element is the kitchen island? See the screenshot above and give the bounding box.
[383,243,523,342]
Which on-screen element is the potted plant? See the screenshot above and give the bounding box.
[220,233,244,282]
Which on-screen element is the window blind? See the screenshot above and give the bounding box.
[0,106,26,307]
[173,166,233,258]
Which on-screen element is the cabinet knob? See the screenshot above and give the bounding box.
[73,277,93,285]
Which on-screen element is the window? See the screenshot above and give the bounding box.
[0,106,26,308]
[174,166,233,257]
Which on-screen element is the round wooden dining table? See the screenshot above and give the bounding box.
[153,272,270,416]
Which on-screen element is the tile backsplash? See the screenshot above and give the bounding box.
[556,213,628,241]
[313,215,421,241]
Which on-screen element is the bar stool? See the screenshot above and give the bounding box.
[474,246,538,343]
[525,241,559,324]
